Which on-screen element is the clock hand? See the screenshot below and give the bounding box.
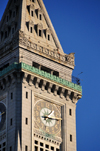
[0,112,5,116]
[47,116,62,121]
[43,111,54,120]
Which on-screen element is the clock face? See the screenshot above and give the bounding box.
[34,100,61,135]
[0,103,6,132]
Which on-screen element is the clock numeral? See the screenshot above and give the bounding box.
[46,103,49,108]
[36,111,39,116]
[46,127,50,133]
[52,127,54,133]
[36,106,41,111]
[41,102,44,107]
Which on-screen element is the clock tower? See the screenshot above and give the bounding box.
[0,0,82,151]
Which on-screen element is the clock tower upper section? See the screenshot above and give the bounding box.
[0,0,82,151]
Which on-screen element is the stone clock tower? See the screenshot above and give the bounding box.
[0,0,82,151]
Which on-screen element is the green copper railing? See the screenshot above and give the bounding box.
[0,62,82,93]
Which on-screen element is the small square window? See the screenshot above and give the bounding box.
[45,144,49,149]
[51,146,54,150]
[34,140,38,144]
[25,118,28,125]
[70,134,72,142]
[26,92,28,99]
[40,148,43,151]
[10,118,13,126]
[40,142,43,146]
[56,149,60,151]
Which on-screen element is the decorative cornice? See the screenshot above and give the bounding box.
[0,62,82,94]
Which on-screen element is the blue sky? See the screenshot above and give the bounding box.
[0,0,100,151]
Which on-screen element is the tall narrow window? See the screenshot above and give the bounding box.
[5,31,7,38]
[39,14,42,20]
[26,92,28,99]
[12,28,14,34]
[25,146,28,151]
[31,11,33,16]
[70,135,72,142]
[48,34,50,41]
[10,118,13,126]
[10,146,12,151]
[30,27,33,33]
[39,30,42,37]
[34,146,38,151]
[25,118,28,125]
[11,93,13,100]
[69,109,72,116]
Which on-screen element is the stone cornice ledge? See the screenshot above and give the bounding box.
[0,62,82,94]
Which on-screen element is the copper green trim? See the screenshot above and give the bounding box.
[0,62,82,93]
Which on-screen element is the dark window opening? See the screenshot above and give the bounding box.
[1,31,3,40]
[8,26,11,35]
[0,144,1,148]
[0,63,9,71]
[7,16,9,22]
[48,34,50,41]
[34,146,38,151]
[13,11,15,18]
[26,22,29,31]
[25,118,28,125]
[26,92,28,99]
[40,148,43,151]
[12,28,14,34]
[39,30,42,37]
[70,135,72,142]
[5,31,7,39]
[3,142,6,147]
[10,118,13,126]
[32,62,40,69]
[69,109,72,116]
[70,92,74,100]
[53,71,59,77]
[43,30,46,37]
[35,9,38,18]
[9,10,12,18]
[25,146,28,151]
[30,27,33,33]
[34,140,38,144]
[34,25,37,34]
[51,146,54,150]
[11,93,13,100]
[3,148,6,151]
[31,11,33,16]
[32,0,34,2]
[10,147,12,151]
[27,6,30,14]
[40,142,43,146]
[56,149,60,151]
[45,144,49,149]
[41,66,51,74]
[39,14,42,20]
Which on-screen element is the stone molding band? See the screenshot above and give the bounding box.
[0,62,82,94]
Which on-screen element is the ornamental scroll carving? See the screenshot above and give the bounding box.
[19,30,75,66]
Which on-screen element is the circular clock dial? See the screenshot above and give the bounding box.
[0,103,6,132]
[40,108,56,127]
[34,100,61,135]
